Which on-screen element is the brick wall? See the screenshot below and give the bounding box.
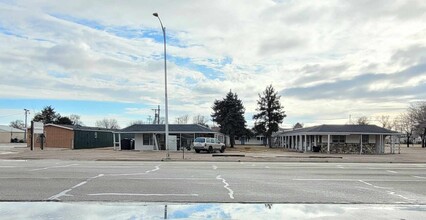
[45,126,74,149]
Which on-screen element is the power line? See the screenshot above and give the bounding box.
[0,113,22,118]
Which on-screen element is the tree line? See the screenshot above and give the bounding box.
[9,106,120,130]
[345,102,426,148]
[211,85,286,148]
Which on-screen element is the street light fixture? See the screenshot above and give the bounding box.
[153,12,170,158]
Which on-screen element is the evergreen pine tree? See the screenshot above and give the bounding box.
[211,91,247,148]
[253,85,286,147]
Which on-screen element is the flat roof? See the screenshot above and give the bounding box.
[45,124,115,132]
[0,125,24,133]
[120,124,216,134]
[279,124,400,135]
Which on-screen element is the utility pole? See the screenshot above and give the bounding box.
[30,121,34,151]
[152,105,161,124]
[24,109,30,143]
[157,105,160,124]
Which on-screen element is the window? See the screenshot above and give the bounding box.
[362,135,369,143]
[194,137,206,143]
[94,132,97,139]
[143,134,152,145]
[332,135,346,143]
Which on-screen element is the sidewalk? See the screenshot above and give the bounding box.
[0,144,425,163]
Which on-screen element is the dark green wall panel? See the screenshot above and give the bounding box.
[74,130,113,149]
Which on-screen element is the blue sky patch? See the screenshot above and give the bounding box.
[48,13,106,30]
[171,56,227,80]
[0,99,149,125]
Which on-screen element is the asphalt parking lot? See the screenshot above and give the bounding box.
[1,160,426,204]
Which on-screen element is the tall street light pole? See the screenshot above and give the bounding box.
[153,12,170,158]
[24,109,29,143]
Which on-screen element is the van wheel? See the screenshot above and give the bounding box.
[195,149,200,153]
[220,146,225,153]
[208,146,213,153]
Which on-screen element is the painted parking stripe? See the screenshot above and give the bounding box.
[88,193,198,197]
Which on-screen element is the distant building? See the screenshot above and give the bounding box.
[274,124,400,154]
[0,125,24,143]
[28,124,114,149]
[118,124,224,151]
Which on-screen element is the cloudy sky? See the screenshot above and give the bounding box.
[0,0,425,128]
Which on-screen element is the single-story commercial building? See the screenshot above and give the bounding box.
[0,125,25,143]
[274,124,400,154]
[117,124,224,151]
[28,124,114,149]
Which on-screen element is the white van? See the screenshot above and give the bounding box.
[193,137,226,153]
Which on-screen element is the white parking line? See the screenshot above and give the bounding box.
[127,177,211,180]
[216,175,234,199]
[358,180,414,202]
[293,179,358,181]
[212,165,218,170]
[358,180,391,189]
[108,165,160,176]
[30,164,78,171]
[0,160,27,162]
[293,178,426,182]
[387,170,398,174]
[48,174,104,201]
[412,176,426,179]
[88,193,198,197]
[0,152,17,155]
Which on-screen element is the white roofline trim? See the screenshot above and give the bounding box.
[279,132,401,136]
[116,131,217,134]
[45,124,74,131]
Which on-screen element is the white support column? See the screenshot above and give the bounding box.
[113,132,116,151]
[360,135,363,155]
[118,133,121,150]
[293,136,295,150]
[327,134,330,154]
[285,136,288,149]
[293,136,296,149]
[299,135,303,151]
[286,136,289,148]
[180,133,182,151]
[304,134,307,153]
[314,135,317,146]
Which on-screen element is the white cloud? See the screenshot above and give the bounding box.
[0,0,425,128]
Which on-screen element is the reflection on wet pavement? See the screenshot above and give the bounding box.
[0,202,425,219]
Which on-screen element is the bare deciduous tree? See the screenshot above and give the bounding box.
[175,115,189,124]
[357,116,369,125]
[392,116,403,132]
[408,102,426,148]
[192,114,209,127]
[400,113,415,148]
[377,115,391,129]
[95,118,120,129]
[128,120,145,126]
[69,114,83,126]
[9,120,25,129]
